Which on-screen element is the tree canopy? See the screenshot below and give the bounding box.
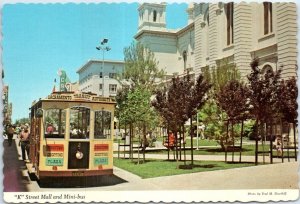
[247,59,282,122]
[121,41,165,91]
[216,80,250,121]
[152,73,211,134]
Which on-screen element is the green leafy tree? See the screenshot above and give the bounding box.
[124,86,158,162]
[116,42,165,162]
[121,41,165,91]
[209,60,240,93]
[15,118,30,126]
[198,99,227,147]
[199,60,241,148]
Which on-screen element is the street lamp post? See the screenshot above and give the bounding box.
[96,38,111,96]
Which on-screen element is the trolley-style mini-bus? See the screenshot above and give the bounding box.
[28,92,116,183]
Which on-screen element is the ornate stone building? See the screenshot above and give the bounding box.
[135,3,195,77]
[135,2,297,79]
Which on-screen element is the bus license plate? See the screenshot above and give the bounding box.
[72,171,84,176]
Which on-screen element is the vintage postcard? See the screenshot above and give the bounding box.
[1,0,299,203]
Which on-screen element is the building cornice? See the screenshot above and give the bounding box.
[135,22,195,40]
[176,22,194,36]
[76,59,124,73]
[138,3,167,11]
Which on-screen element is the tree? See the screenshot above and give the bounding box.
[247,59,282,164]
[15,118,30,126]
[199,60,241,150]
[276,77,298,161]
[277,77,298,123]
[216,80,250,121]
[152,73,211,166]
[121,41,165,91]
[116,41,165,162]
[206,59,240,94]
[216,80,250,161]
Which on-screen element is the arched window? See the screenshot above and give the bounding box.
[153,10,157,22]
[261,64,273,75]
[183,50,187,70]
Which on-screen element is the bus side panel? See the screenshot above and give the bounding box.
[90,140,113,172]
[38,141,69,172]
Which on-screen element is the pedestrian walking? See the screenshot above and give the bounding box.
[19,127,30,161]
[6,124,15,146]
[199,122,205,140]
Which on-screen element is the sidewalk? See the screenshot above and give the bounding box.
[3,136,299,191]
[3,136,30,192]
[114,142,295,163]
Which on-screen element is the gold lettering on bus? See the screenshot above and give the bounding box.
[94,152,108,157]
[74,93,91,99]
[46,152,64,157]
[91,97,109,102]
[47,94,72,100]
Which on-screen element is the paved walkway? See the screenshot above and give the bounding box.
[3,136,31,192]
[114,142,296,164]
[3,137,299,191]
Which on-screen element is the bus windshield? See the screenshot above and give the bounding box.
[70,106,90,139]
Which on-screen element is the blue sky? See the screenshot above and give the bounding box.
[2,3,188,122]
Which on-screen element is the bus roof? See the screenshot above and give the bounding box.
[31,92,116,107]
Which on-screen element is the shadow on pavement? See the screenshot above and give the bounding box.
[38,175,127,188]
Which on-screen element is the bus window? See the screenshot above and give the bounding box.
[44,109,66,138]
[70,106,90,139]
[94,110,111,139]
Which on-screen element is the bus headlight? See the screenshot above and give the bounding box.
[76,151,83,159]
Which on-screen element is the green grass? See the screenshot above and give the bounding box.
[114,158,255,179]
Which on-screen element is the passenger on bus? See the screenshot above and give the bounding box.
[71,127,81,137]
[46,123,54,134]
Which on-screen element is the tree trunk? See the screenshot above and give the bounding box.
[293,122,297,161]
[280,119,284,163]
[183,125,186,165]
[130,123,133,162]
[225,120,229,162]
[167,126,170,160]
[142,122,146,163]
[239,120,244,163]
[255,120,259,165]
[175,131,179,167]
[231,121,234,162]
[190,118,194,167]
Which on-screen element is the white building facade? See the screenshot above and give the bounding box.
[77,60,124,97]
[135,2,297,79]
[135,3,195,76]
